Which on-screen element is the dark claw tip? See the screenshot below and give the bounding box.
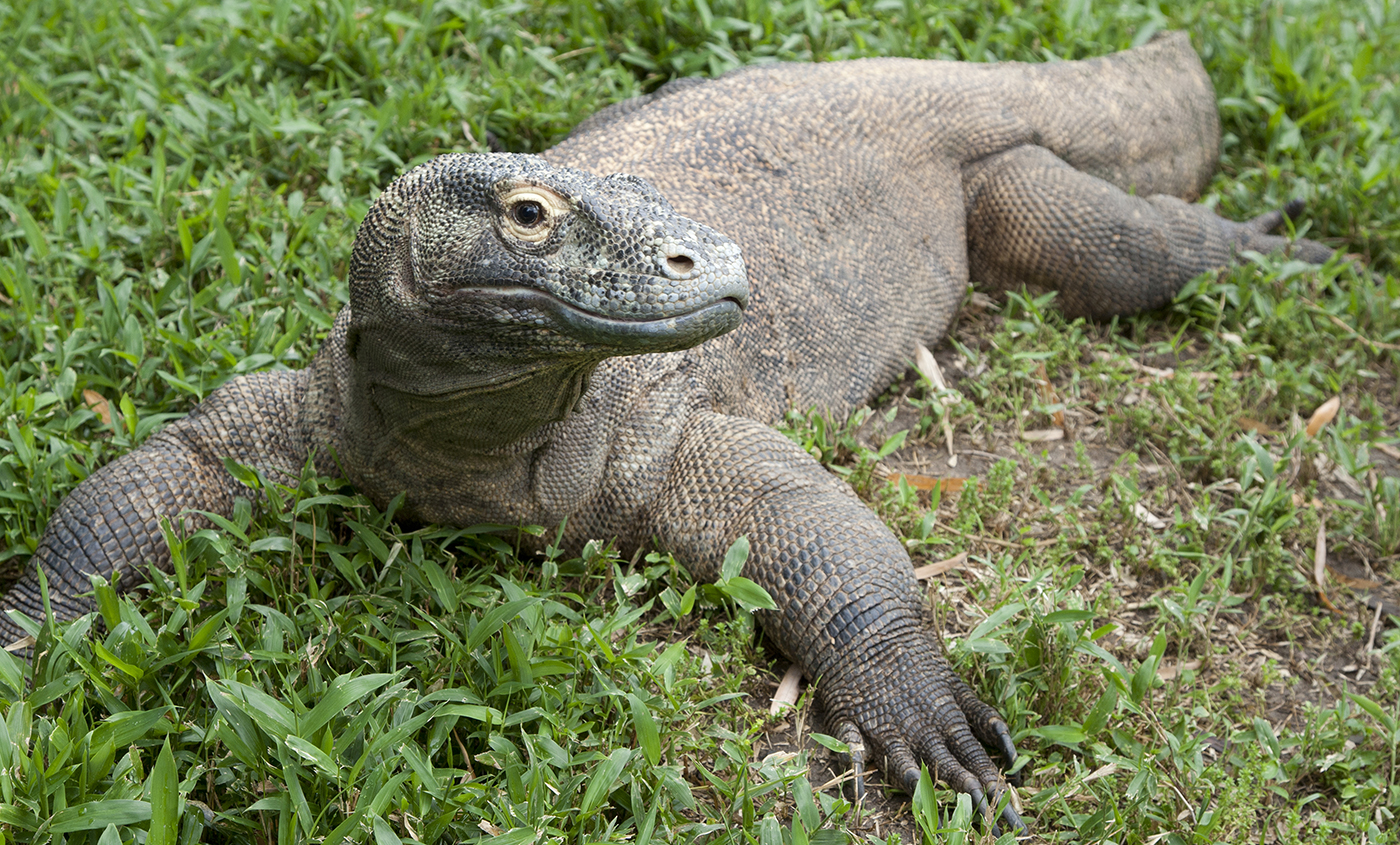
[993,721,1018,765]
[900,767,920,795]
[970,787,988,816]
[1000,802,1029,836]
[1283,198,1306,220]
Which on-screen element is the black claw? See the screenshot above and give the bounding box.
[1000,801,1028,836]
[969,787,991,826]
[1283,198,1306,221]
[992,720,1017,766]
[836,722,866,804]
[900,767,920,795]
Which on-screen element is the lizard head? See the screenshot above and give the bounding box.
[340,154,748,450]
[346,153,748,363]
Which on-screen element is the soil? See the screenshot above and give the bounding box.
[744,331,1400,842]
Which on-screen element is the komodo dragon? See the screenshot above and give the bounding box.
[0,33,1332,831]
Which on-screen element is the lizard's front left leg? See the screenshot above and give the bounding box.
[0,369,312,649]
[650,411,1025,832]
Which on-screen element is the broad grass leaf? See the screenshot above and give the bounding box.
[272,117,325,135]
[92,709,172,749]
[208,678,294,741]
[968,602,1025,640]
[147,739,179,845]
[1082,685,1118,737]
[93,641,143,681]
[480,829,537,845]
[48,799,151,832]
[0,648,22,697]
[1043,609,1095,625]
[1030,725,1087,745]
[721,535,750,581]
[628,693,661,766]
[285,735,339,779]
[809,733,849,754]
[466,598,541,651]
[580,748,633,816]
[300,673,395,737]
[418,557,459,612]
[1349,693,1398,733]
[372,814,402,845]
[367,771,414,817]
[722,576,777,612]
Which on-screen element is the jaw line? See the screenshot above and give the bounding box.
[446,284,746,349]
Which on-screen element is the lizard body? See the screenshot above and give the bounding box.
[0,34,1333,830]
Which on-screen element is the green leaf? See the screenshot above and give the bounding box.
[877,428,908,458]
[809,733,849,754]
[215,221,242,287]
[720,535,750,582]
[146,740,179,845]
[466,598,541,651]
[1349,693,1398,734]
[285,735,339,779]
[629,693,662,766]
[10,200,50,259]
[480,829,538,845]
[300,673,396,738]
[209,679,295,740]
[119,393,138,437]
[177,212,193,262]
[372,815,402,845]
[92,709,172,749]
[967,602,1025,641]
[579,748,633,816]
[93,641,144,681]
[720,576,777,612]
[911,765,939,844]
[48,800,152,832]
[383,10,421,28]
[272,117,325,135]
[1031,724,1087,745]
[1082,685,1118,737]
[1043,609,1095,625]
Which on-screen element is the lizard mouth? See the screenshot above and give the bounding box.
[450,284,747,351]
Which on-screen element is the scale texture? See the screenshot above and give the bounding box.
[1,33,1333,828]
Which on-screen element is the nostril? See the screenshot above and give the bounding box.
[666,254,695,275]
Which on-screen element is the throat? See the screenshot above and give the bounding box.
[353,360,596,457]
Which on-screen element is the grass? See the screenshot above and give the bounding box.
[0,0,1398,842]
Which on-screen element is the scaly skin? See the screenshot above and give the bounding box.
[1,34,1336,832]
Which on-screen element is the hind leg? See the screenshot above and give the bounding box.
[962,145,1333,319]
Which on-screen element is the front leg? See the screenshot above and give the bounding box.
[651,411,1024,831]
[0,369,312,648]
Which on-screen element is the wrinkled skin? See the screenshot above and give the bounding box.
[2,34,1336,833]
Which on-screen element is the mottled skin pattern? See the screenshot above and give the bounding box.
[2,34,1333,830]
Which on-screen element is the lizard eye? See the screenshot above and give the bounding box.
[499,185,567,243]
[511,200,544,228]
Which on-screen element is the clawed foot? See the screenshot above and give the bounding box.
[1238,200,1336,264]
[822,651,1028,835]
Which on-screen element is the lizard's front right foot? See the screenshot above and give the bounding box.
[820,642,1027,835]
